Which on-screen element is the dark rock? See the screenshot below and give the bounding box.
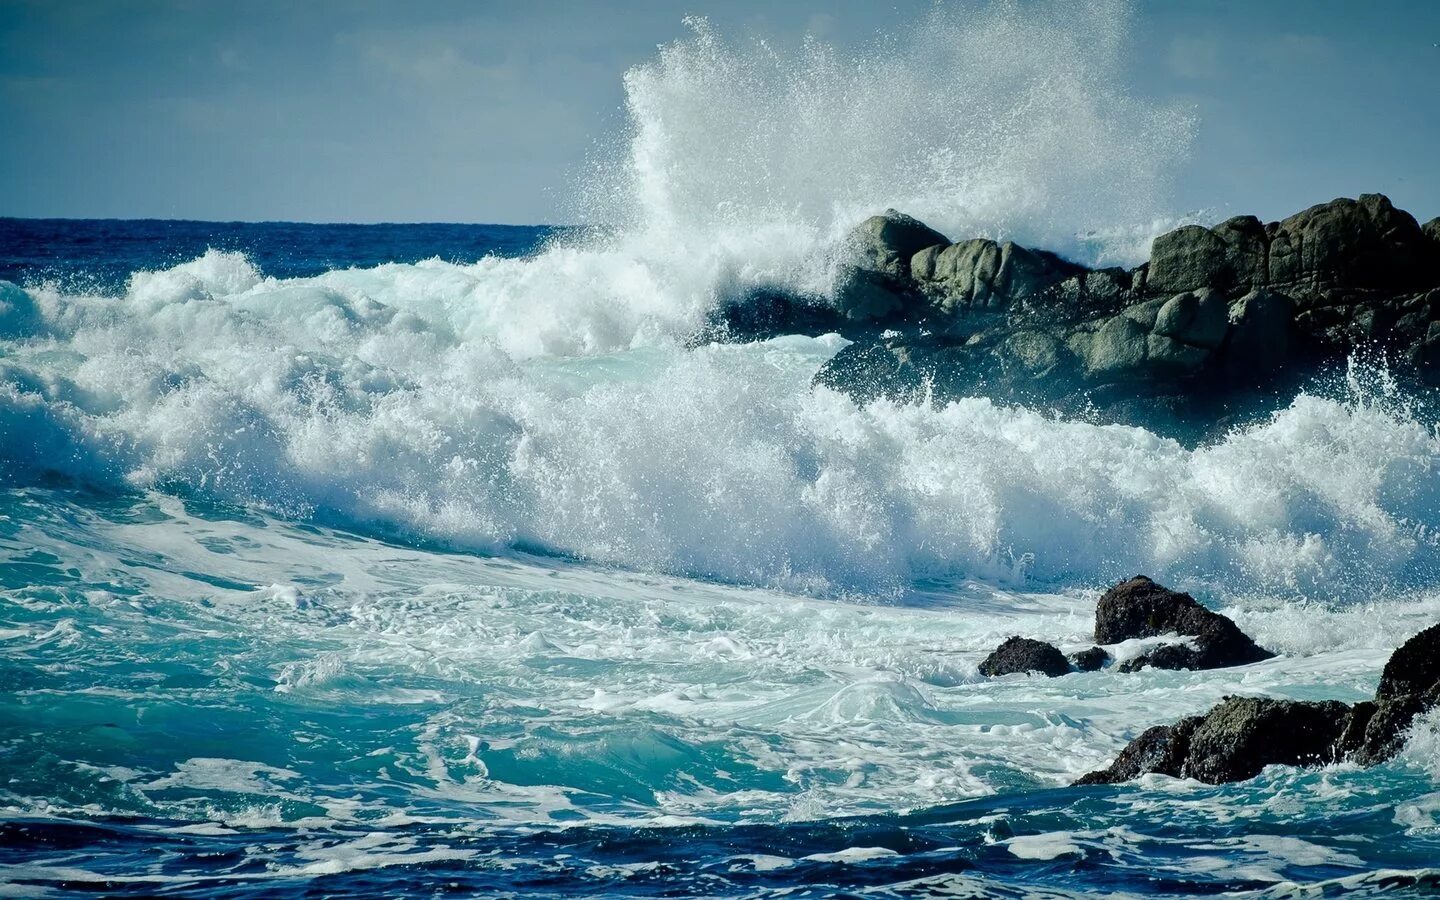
[1349,623,1440,764]
[1147,215,1268,296]
[1424,217,1440,247]
[1069,646,1110,672]
[1094,576,1275,670]
[1376,622,1440,701]
[690,290,850,345]
[1081,621,1440,785]
[833,211,949,320]
[1078,697,1349,785]
[1183,697,1350,783]
[1267,193,1435,297]
[1076,719,1198,785]
[979,636,1070,678]
[1218,288,1293,381]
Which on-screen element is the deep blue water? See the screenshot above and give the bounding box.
[0,217,558,295]
[2,220,1440,897]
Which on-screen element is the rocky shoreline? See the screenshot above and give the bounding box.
[975,575,1440,786]
[702,193,1440,442]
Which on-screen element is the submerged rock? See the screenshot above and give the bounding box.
[1095,576,1274,671]
[1080,621,1440,785]
[979,636,1070,678]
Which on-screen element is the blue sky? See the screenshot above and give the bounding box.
[2,0,1438,226]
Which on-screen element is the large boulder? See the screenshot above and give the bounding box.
[1095,576,1275,671]
[1147,215,1268,297]
[914,239,1083,315]
[978,636,1070,678]
[1218,288,1293,381]
[1070,289,1230,382]
[1078,698,1350,785]
[1146,195,1439,303]
[833,211,950,320]
[1267,193,1435,297]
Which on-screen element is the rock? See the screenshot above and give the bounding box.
[1069,646,1110,672]
[1376,622,1440,701]
[915,239,1082,315]
[833,210,950,320]
[1075,719,1198,785]
[1424,217,1440,247]
[1079,697,1350,785]
[1349,622,1440,764]
[1094,576,1275,671]
[1267,193,1434,296]
[1219,288,1293,380]
[1081,621,1440,785]
[1147,216,1268,296]
[1153,288,1228,349]
[979,636,1070,678]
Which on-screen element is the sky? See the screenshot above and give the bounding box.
[1,0,1438,226]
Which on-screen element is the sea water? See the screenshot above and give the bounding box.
[3,3,1440,896]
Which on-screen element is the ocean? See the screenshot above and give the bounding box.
[4,6,1440,897]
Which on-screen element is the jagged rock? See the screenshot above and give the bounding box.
[1069,646,1110,672]
[1424,217,1440,247]
[1095,576,1275,671]
[1075,720,1198,784]
[1081,622,1440,785]
[1078,698,1349,785]
[979,636,1070,678]
[1349,622,1440,764]
[833,211,950,320]
[914,239,1083,315]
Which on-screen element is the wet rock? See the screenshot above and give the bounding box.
[1081,622,1440,785]
[1350,622,1440,764]
[833,211,949,320]
[1218,288,1293,381]
[1069,646,1110,672]
[915,239,1082,315]
[1095,576,1274,671]
[1078,698,1349,785]
[1266,194,1435,296]
[1147,215,1268,297]
[979,636,1070,678]
[1075,719,1199,784]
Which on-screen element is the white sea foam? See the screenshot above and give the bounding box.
[1,250,1438,602]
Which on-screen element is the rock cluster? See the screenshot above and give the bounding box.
[1078,622,1440,785]
[977,575,1270,679]
[701,194,1440,441]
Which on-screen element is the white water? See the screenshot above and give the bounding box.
[0,1,1434,605]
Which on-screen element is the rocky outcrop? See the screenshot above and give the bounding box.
[833,211,950,321]
[1077,697,1351,785]
[1096,576,1275,672]
[781,193,1440,441]
[912,239,1084,316]
[979,636,1070,678]
[1348,622,1440,764]
[1079,622,1440,785]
